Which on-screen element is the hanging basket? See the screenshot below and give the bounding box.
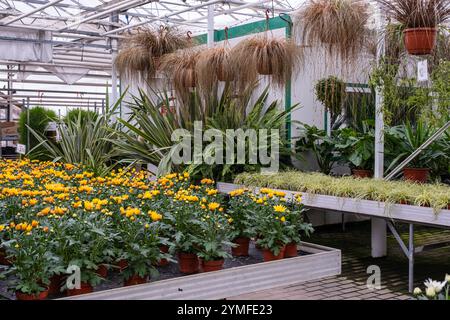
[216,63,234,82]
[403,28,437,55]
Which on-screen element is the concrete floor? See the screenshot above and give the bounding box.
[229,220,450,300]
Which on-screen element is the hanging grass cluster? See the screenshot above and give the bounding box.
[231,36,302,90]
[159,49,200,101]
[296,0,370,62]
[114,27,192,82]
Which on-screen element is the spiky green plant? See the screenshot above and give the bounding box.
[27,97,123,176]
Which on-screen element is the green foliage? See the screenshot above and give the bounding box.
[370,58,450,125]
[315,76,346,120]
[18,106,56,159]
[235,171,450,212]
[27,98,123,176]
[385,121,449,175]
[295,123,339,174]
[335,121,375,170]
[64,109,98,124]
[112,85,297,181]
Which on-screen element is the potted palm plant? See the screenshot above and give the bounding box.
[386,121,447,183]
[376,0,450,55]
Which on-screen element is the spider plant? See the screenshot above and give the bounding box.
[115,27,191,82]
[296,0,370,62]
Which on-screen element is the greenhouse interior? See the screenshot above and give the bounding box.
[0,0,448,303]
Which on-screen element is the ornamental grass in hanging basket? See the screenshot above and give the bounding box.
[231,36,302,90]
[114,27,192,82]
[195,46,234,95]
[159,49,200,101]
[296,0,370,62]
[375,0,450,55]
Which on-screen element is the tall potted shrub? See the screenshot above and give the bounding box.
[376,0,450,55]
[18,106,56,159]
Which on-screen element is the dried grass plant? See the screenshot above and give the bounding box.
[231,35,302,90]
[114,27,192,82]
[296,0,370,62]
[195,45,234,96]
[159,48,200,102]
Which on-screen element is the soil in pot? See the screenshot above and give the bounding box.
[96,264,108,278]
[201,259,224,272]
[16,289,49,301]
[403,168,429,183]
[284,242,298,258]
[178,252,199,274]
[231,237,250,257]
[158,245,169,267]
[352,169,373,178]
[66,282,93,297]
[404,28,437,55]
[262,246,286,262]
[124,274,149,286]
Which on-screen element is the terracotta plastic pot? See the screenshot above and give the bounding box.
[16,288,49,301]
[66,282,93,297]
[404,28,437,55]
[48,274,65,295]
[284,242,298,258]
[231,237,250,257]
[96,264,108,278]
[352,169,373,178]
[159,245,169,267]
[123,274,149,286]
[116,259,128,272]
[262,246,286,262]
[403,167,429,183]
[178,252,199,274]
[201,259,224,272]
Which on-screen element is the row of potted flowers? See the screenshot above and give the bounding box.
[0,159,312,300]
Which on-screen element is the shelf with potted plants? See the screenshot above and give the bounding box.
[223,169,450,228]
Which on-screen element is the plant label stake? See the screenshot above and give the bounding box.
[417,60,428,82]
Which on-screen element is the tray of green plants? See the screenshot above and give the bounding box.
[235,171,450,212]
